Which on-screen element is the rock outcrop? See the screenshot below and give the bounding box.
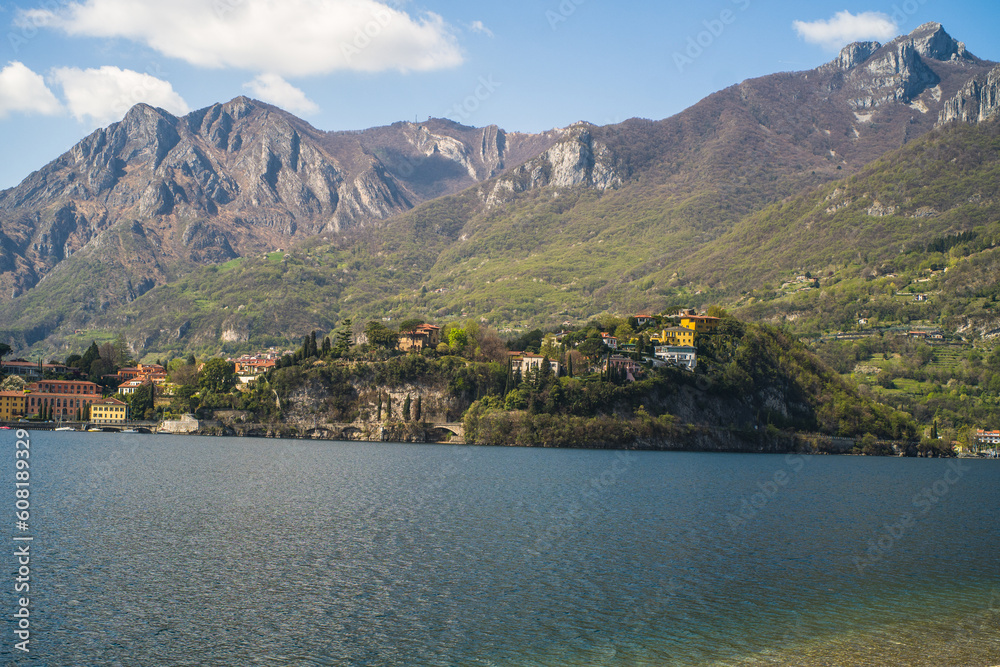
[486,124,622,206]
[832,23,977,110]
[938,64,1000,124]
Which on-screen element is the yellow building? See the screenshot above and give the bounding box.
[680,315,721,334]
[651,327,696,347]
[90,397,129,424]
[0,391,26,421]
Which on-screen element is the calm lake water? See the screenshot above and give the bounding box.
[3,431,999,666]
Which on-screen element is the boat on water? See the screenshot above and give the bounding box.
[55,426,76,431]
[87,428,102,432]
[121,429,138,433]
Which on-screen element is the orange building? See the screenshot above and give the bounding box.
[116,363,167,383]
[26,380,101,420]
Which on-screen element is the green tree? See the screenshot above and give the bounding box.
[402,394,411,421]
[414,395,422,422]
[397,318,424,334]
[128,384,155,420]
[334,319,353,356]
[448,328,469,349]
[199,358,237,394]
[80,342,101,372]
[365,321,398,349]
[112,334,132,367]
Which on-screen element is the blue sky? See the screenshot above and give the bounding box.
[0,0,998,189]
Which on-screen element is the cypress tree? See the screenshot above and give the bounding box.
[402,394,411,421]
[541,356,553,384]
[414,396,421,422]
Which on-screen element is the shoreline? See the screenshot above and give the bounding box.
[14,420,977,457]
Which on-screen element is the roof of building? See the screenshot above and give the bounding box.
[94,397,127,406]
[33,379,98,385]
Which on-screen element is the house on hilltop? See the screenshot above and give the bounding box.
[680,314,721,334]
[509,352,561,377]
[651,327,695,347]
[398,323,441,352]
[654,345,697,371]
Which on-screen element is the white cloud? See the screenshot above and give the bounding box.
[0,61,62,118]
[244,74,319,114]
[793,11,898,51]
[51,66,190,126]
[469,20,493,38]
[28,0,463,75]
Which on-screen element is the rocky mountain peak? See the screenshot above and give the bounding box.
[830,41,882,71]
[222,95,257,119]
[909,22,973,62]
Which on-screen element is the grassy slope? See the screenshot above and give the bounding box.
[14,118,1000,360]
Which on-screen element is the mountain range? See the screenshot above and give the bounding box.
[2,22,999,356]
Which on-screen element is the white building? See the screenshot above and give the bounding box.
[511,353,561,377]
[654,345,697,371]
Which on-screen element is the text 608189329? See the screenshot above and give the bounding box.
[12,429,33,653]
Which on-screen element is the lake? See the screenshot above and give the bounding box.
[3,431,999,665]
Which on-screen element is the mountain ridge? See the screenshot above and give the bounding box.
[1,22,998,355]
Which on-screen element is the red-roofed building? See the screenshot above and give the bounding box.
[398,324,441,352]
[26,380,101,420]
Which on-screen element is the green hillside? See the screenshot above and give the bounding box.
[11,118,1000,367]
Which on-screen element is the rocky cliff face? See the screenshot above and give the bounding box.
[0,98,565,342]
[836,23,977,110]
[938,64,1000,124]
[485,124,622,206]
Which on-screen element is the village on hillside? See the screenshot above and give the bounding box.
[1,308,998,456]
[0,309,717,421]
